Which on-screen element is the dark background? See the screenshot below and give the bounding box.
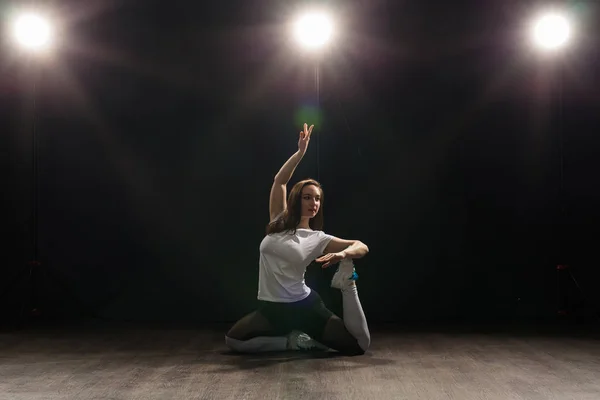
[1,0,599,327]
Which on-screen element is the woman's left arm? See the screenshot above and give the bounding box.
[338,240,369,259]
[316,237,369,268]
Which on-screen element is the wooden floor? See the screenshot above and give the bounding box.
[1,323,599,400]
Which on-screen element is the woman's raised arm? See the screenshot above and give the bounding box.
[269,123,313,221]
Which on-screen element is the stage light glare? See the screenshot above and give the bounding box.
[294,11,333,49]
[12,12,53,51]
[532,13,571,50]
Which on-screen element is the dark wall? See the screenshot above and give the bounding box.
[1,0,599,325]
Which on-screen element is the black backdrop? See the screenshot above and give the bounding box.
[1,0,599,326]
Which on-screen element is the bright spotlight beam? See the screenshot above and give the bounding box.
[294,11,333,50]
[12,12,53,52]
[532,12,571,50]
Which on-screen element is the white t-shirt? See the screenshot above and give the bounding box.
[257,228,334,303]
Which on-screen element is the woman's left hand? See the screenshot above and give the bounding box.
[315,252,346,268]
[298,123,313,155]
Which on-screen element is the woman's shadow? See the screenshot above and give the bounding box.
[201,349,395,372]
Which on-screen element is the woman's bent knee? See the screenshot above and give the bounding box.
[226,327,243,340]
[321,316,370,356]
[336,334,370,356]
[358,336,371,353]
[225,335,244,352]
[340,342,367,356]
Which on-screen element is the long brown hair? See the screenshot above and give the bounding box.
[266,179,324,235]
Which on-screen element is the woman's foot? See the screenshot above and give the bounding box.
[331,259,358,289]
[287,330,330,351]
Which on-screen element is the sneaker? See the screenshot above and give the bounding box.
[287,330,329,351]
[331,258,358,289]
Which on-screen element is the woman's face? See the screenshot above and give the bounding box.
[301,184,321,218]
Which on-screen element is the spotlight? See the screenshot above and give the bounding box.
[293,11,333,50]
[532,12,571,51]
[12,12,53,52]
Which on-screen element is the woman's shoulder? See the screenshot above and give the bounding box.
[297,228,330,238]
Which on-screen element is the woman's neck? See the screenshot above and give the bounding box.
[297,220,311,230]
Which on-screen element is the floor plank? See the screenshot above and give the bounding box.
[1,324,599,399]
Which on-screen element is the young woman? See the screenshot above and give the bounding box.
[225,123,370,355]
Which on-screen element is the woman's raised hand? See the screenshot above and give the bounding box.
[298,123,314,155]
